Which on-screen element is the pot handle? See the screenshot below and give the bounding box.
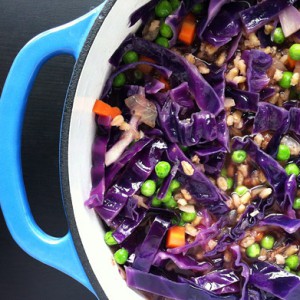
[0,2,107,297]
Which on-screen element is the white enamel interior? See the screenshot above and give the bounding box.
[68,1,149,299]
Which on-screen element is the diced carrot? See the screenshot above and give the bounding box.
[166,226,186,248]
[137,56,156,74]
[93,99,121,119]
[287,54,296,70]
[178,14,197,46]
[255,232,264,242]
[158,76,171,91]
[184,13,196,23]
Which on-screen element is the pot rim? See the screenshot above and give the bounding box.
[59,0,117,298]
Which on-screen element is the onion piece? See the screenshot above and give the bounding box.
[125,94,158,128]
[279,5,300,37]
[178,204,196,213]
[105,115,140,166]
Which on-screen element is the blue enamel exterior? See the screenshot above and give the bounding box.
[0,3,107,297]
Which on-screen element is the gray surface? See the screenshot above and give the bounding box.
[0,0,100,299]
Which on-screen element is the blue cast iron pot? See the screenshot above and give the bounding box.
[0,1,149,299]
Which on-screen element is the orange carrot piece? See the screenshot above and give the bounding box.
[178,14,197,45]
[287,54,296,70]
[255,232,264,242]
[137,56,156,74]
[158,76,171,91]
[93,99,121,119]
[166,226,186,248]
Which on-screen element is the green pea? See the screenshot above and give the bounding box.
[279,71,293,89]
[164,197,178,209]
[289,44,300,61]
[157,178,164,187]
[114,248,129,265]
[234,185,248,197]
[289,87,298,100]
[155,161,171,178]
[285,255,299,270]
[227,178,234,190]
[273,27,285,44]
[159,190,173,203]
[155,36,170,48]
[293,197,300,209]
[178,219,186,226]
[160,23,173,39]
[155,0,173,18]
[246,243,261,258]
[285,163,300,176]
[181,211,197,223]
[191,3,204,14]
[134,69,144,81]
[112,73,126,87]
[180,145,188,152]
[169,179,181,192]
[169,0,180,10]
[141,180,157,197]
[151,196,162,207]
[232,150,247,164]
[284,266,291,272]
[104,231,118,246]
[261,235,275,250]
[276,144,291,161]
[221,168,227,177]
[171,218,179,225]
[122,50,139,64]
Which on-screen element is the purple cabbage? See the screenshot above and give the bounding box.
[232,137,288,196]
[259,214,300,234]
[153,251,212,272]
[157,162,178,200]
[145,78,165,94]
[105,136,153,188]
[113,207,147,243]
[202,2,249,47]
[203,64,226,102]
[165,2,186,47]
[225,86,259,112]
[129,0,159,26]
[126,267,239,300]
[109,35,135,67]
[197,0,231,37]
[260,87,276,101]
[282,174,297,218]
[192,270,240,295]
[206,197,274,257]
[166,143,229,216]
[169,82,196,109]
[130,36,224,115]
[226,32,243,62]
[95,139,166,225]
[132,216,170,272]
[240,0,297,33]
[242,50,272,93]
[101,61,172,99]
[85,116,111,208]
[158,100,218,146]
[230,245,250,300]
[289,107,300,136]
[249,261,300,299]
[253,102,290,133]
[194,149,226,176]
